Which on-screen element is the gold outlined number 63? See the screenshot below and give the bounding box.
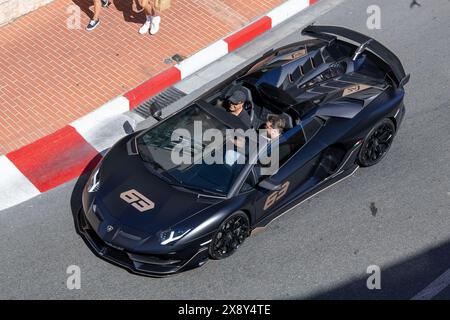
[120,189,155,212]
[263,181,290,211]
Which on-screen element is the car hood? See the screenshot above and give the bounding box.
[94,136,220,236]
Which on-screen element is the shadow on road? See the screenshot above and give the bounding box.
[302,238,450,299]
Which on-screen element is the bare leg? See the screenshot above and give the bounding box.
[149,0,160,34]
[93,0,102,21]
[139,0,160,16]
[138,0,148,14]
[150,0,160,16]
[138,0,161,34]
[86,0,103,30]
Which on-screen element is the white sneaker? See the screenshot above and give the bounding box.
[150,16,161,35]
[139,17,152,34]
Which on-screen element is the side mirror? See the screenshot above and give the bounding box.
[149,102,163,121]
[123,120,135,134]
[258,179,282,191]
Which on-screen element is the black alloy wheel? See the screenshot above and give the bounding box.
[209,211,250,260]
[358,118,396,167]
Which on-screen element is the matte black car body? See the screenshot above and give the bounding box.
[76,26,409,277]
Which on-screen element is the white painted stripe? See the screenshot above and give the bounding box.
[71,97,132,152]
[71,96,130,133]
[411,269,450,300]
[175,40,229,79]
[0,156,41,211]
[71,113,136,153]
[174,54,246,94]
[267,0,310,27]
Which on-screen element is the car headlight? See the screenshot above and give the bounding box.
[87,167,100,193]
[160,228,192,245]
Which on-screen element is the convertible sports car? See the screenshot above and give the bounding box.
[76,25,409,276]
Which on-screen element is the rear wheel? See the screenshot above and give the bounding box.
[209,211,250,260]
[358,118,396,167]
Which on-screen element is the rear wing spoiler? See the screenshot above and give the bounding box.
[302,25,410,88]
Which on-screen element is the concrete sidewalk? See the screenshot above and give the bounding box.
[0,0,285,154]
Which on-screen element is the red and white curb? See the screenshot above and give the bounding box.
[0,0,318,211]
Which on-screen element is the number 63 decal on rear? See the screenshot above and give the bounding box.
[263,181,290,211]
[120,189,155,212]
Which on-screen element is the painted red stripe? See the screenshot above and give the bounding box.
[7,126,100,192]
[310,0,318,5]
[124,67,182,109]
[224,16,272,52]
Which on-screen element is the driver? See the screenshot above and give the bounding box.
[225,89,252,128]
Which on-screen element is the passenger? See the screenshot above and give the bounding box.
[261,115,286,141]
[259,115,288,171]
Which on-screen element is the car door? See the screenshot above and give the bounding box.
[252,118,326,223]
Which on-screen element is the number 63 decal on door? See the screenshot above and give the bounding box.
[263,181,290,211]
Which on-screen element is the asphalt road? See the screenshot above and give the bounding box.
[1,0,450,299]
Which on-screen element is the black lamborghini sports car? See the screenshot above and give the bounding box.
[77,26,409,276]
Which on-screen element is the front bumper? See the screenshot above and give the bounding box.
[75,207,210,277]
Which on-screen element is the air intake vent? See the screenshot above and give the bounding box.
[302,59,314,74]
[290,66,303,82]
[134,87,186,118]
[312,51,324,68]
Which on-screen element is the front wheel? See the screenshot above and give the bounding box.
[358,118,396,167]
[209,211,250,260]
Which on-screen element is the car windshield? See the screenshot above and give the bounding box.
[136,104,248,196]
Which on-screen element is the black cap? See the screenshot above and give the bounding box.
[228,90,247,104]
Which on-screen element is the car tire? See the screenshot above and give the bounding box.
[358,118,396,167]
[209,211,250,260]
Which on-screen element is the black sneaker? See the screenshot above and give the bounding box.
[86,19,100,31]
[101,0,110,7]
